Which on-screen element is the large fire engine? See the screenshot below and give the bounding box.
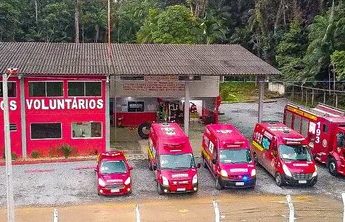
[284,103,345,176]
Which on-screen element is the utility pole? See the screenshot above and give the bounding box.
[3,68,17,222]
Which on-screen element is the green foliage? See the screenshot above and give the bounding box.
[331,50,345,80]
[137,5,203,44]
[0,1,20,41]
[31,151,41,159]
[201,10,228,44]
[59,144,73,158]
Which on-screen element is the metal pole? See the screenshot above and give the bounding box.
[105,77,110,151]
[342,193,345,222]
[258,78,264,123]
[3,73,15,222]
[286,195,294,222]
[19,77,27,158]
[184,81,190,135]
[212,200,220,222]
[311,89,314,106]
[324,91,326,103]
[335,94,338,108]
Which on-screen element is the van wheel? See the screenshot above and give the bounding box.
[138,122,151,139]
[328,158,338,176]
[157,182,164,195]
[275,173,284,187]
[202,156,207,168]
[215,177,223,190]
[148,158,153,171]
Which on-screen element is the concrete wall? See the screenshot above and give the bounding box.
[110,76,219,98]
[268,82,285,95]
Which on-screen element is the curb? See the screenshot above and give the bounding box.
[0,156,97,166]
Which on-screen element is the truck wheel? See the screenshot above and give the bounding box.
[138,122,151,139]
[215,177,223,190]
[275,173,284,187]
[202,156,207,168]
[328,158,338,176]
[157,182,164,195]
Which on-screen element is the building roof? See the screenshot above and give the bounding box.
[0,42,280,76]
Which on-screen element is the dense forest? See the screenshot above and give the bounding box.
[0,0,344,83]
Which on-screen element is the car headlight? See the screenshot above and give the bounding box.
[124,177,131,185]
[220,169,228,177]
[312,165,318,177]
[162,176,169,186]
[251,169,256,177]
[98,178,106,187]
[192,174,198,184]
[282,164,292,177]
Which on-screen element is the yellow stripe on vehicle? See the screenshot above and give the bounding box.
[252,141,264,152]
[201,148,211,160]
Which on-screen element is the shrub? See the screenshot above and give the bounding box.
[31,151,41,159]
[2,152,17,160]
[59,144,73,158]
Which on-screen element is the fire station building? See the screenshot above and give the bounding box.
[0,42,279,158]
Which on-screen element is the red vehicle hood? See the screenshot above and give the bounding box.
[99,173,130,184]
[160,168,197,180]
[283,161,316,174]
[220,162,255,175]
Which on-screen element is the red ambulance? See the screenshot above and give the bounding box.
[252,122,317,186]
[284,103,345,176]
[147,123,200,194]
[95,151,133,196]
[201,124,256,189]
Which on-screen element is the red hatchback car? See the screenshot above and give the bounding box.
[95,151,133,196]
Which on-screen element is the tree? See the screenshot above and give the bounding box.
[0,1,20,41]
[276,20,307,80]
[331,51,345,80]
[201,10,227,44]
[137,5,203,44]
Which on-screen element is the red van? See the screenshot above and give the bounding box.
[147,123,200,195]
[95,151,133,196]
[284,103,345,176]
[201,124,256,189]
[251,122,317,187]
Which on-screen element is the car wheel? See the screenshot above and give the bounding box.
[157,182,164,195]
[215,177,223,190]
[328,158,338,176]
[275,173,284,187]
[138,122,151,139]
[309,178,317,187]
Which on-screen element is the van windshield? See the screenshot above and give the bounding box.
[100,160,127,174]
[160,154,196,170]
[219,149,252,164]
[278,145,312,161]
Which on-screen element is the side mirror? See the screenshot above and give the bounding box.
[212,159,217,164]
[129,166,133,171]
[197,163,201,168]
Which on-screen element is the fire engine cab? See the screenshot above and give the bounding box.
[284,103,345,176]
[147,123,200,195]
[251,122,317,187]
[201,124,256,189]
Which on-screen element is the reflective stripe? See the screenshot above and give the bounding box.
[252,141,264,151]
[202,148,212,160]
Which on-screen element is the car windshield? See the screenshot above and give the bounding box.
[219,149,252,163]
[159,154,196,169]
[100,160,127,174]
[278,145,312,161]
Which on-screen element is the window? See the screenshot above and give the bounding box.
[293,115,302,132]
[301,119,309,137]
[0,82,16,97]
[68,82,101,96]
[72,122,102,138]
[323,124,329,133]
[31,123,62,139]
[29,82,63,97]
[128,101,144,112]
[285,111,293,128]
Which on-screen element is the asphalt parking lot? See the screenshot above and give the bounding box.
[0,99,344,212]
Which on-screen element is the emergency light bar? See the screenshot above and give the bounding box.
[283,137,305,144]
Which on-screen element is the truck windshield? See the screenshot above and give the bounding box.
[278,145,312,161]
[100,160,127,174]
[160,154,196,169]
[219,149,252,164]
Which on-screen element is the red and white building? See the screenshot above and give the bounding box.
[0,42,279,158]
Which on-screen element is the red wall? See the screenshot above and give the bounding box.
[0,77,22,157]
[24,76,106,157]
[115,112,157,127]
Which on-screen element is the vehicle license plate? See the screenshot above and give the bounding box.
[111,189,120,193]
[177,188,186,192]
[235,182,244,186]
[298,180,307,184]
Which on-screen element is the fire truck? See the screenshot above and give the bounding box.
[284,103,345,176]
